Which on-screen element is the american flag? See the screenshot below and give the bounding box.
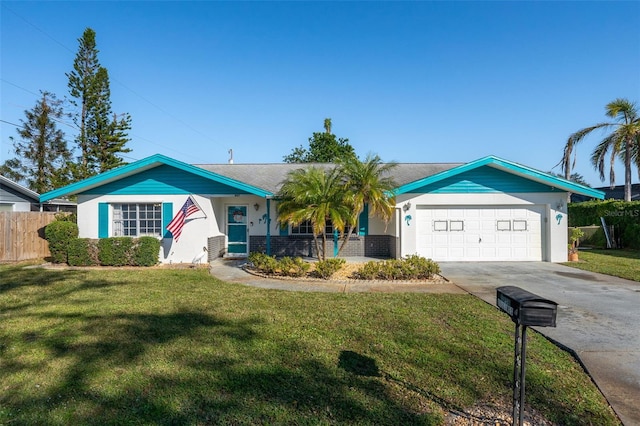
[167,196,201,242]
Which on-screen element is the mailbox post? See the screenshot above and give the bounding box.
[496,286,557,426]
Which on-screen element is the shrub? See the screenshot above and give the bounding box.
[44,220,79,263]
[248,252,279,275]
[353,255,440,280]
[278,256,310,277]
[313,258,346,279]
[68,239,99,266]
[98,237,135,266]
[622,223,640,250]
[134,237,161,266]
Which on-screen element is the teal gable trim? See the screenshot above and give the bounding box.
[82,165,251,195]
[395,156,605,199]
[358,204,369,235]
[98,203,108,238]
[40,154,271,201]
[162,202,173,238]
[412,166,557,194]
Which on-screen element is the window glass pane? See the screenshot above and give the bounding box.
[434,221,448,231]
[111,203,162,237]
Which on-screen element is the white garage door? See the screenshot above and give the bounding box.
[416,206,544,261]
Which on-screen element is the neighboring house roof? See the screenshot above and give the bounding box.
[572,183,640,202]
[39,153,604,202]
[0,174,39,202]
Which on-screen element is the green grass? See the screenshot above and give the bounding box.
[565,249,640,281]
[0,265,619,425]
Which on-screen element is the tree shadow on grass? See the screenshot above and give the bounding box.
[1,309,263,425]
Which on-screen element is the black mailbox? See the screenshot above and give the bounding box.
[496,286,557,327]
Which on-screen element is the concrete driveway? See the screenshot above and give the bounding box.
[439,262,640,426]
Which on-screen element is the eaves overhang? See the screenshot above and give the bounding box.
[393,155,605,199]
[39,154,273,202]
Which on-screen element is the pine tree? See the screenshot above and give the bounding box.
[67,28,131,180]
[0,91,72,193]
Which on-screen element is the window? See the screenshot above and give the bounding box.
[449,220,464,231]
[497,220,511,231]
[433,220,448,231]
[113,203,162,237]
[291,220,335,235]
[513,220,527,231]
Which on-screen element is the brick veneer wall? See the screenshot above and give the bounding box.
[249,235,396,258]
[207,235,226,260]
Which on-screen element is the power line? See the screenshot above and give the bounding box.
[2,4,222,160]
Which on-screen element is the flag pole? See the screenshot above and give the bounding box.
[188,194,208,218]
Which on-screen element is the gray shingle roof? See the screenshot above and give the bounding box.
[194,162,463,194]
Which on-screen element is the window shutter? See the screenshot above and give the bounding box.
[279,223,288,236]
[162,203,173,238]
[358,204,369,236]
[98,203,109,238]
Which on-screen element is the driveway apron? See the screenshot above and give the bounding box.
[439,262,640,426]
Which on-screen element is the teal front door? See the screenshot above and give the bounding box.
[227,205,248,255]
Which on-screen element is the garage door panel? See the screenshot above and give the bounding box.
[416,205,544,261]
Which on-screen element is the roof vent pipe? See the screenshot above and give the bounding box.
[228,149,233,164]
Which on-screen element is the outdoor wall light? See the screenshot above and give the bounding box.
[556,201,564,210]
[403,202,411,212]
[254,203,260,211]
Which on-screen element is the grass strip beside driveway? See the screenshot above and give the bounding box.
[564,249,640,282]
[0,265,619,425]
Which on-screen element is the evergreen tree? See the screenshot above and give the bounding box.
[283,118,356,163]
[67,28,131,180]
[0,91,72,193]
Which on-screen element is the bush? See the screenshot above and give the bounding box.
[353,255,440,280]
[313,258,346,279]
[278,256,310,277]
[622,223,640,250]
[98,237,135,266]
[44,220,79,264]
[134,237,161,266]
[68,239,99,266]
[569,200,640,248]
[248,252,279,275]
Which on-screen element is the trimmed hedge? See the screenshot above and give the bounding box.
[66,237,160,267]
[98,237,135,266]
[569,200,640,249]
[68,239,99,266]
[134,237,162,267]
[45,220,79,264]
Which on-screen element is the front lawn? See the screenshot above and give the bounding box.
[0,265,619,425]
[565,249,640,282]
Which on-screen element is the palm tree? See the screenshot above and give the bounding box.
[277,166,352,261]
[336,154,397,254]
[563,98,640,201]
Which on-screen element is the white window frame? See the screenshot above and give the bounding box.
[112,203,163,237]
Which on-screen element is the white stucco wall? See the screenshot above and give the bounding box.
[77,194,275,264]
[382,192,569,262]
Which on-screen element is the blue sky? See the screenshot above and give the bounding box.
[1,1,639,188]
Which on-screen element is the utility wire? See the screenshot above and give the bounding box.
[2,4,220,162]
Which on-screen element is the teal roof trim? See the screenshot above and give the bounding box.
[394,156,605,199]
[40,154,272,202]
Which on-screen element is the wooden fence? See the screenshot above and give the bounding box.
[0,212,57,262]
